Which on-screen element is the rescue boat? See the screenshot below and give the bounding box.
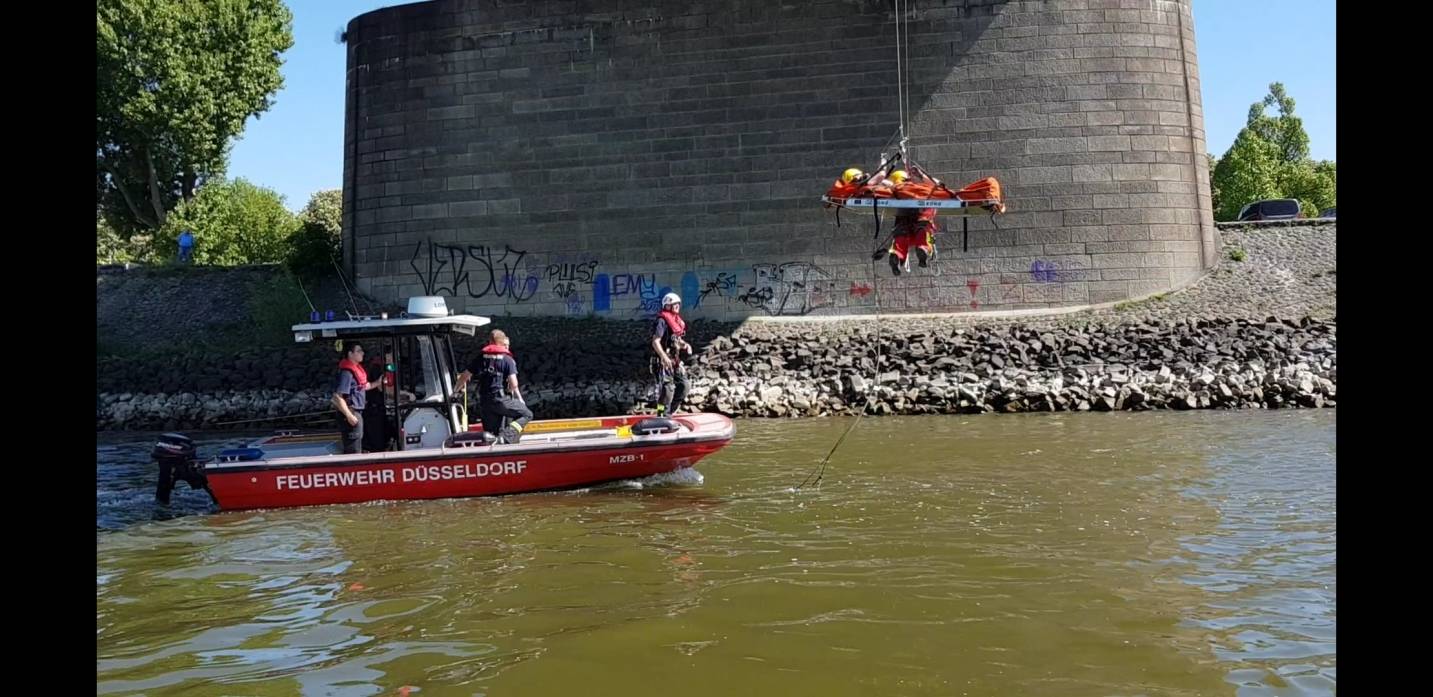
[152,297,734,511]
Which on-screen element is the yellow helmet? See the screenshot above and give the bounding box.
[841,168,864,183]
[889,170,909,185]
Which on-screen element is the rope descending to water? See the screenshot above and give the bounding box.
[795,255,887,490]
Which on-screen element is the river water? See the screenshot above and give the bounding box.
[97,411,1335,696]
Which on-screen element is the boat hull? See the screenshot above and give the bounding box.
[203,413,732,510]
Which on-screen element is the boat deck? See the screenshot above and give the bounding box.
[228,415,709,466]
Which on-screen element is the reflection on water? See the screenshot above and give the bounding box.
[98,411,1335,696]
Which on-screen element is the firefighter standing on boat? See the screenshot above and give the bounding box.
[651,292,693,416]
[455,329,533,444]
[332,341,384,454]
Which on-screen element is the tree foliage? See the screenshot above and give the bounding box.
[287,189,344,276]
[1247,82,1310,164]
[1206,153,1221,216]
[97,0,293,235]
[1212,130,1282,220]
[153,178,299,265]
[1211,83,1335,220]
[1282,160,1337,219]
[97,213,145,264]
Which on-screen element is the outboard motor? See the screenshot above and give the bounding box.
[152,433,210,504]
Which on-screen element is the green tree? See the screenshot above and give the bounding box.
[97,213,145,264]
[1206,153,1221,216]
[287,189,344,277]
[154,178,300,265]
[1211,83,1334,220]
[1283,160,1337,217]
[1211,130,1282,220]
[97,0,294,236]
[1247,82,1310,165]
[298,189,343,234]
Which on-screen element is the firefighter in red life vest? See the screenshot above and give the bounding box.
[332,341,384,454]
[454,329,533,444]
[650,292,692,416]
[885,169,938,276]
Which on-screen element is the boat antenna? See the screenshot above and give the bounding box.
[327,247,368,317]
[293,272,317,314]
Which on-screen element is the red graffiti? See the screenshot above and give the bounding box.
[849,281,873,298]
[967,279,980,309]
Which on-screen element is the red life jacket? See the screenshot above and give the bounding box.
[481,343,512,356]
[338,358,369,387]
[659,309,686,337]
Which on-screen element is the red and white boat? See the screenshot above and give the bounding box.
[152,297,734,511]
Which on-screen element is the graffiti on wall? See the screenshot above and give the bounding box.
[636,283,673,316]
[551,282,587,315]
[681,271,701,312]
[744,262,835,316]
[669,264,837,317]
[410,240,540,302]
[591,272,671,316]
[697,272,741,304]
[542,256,600,315]
[404,238,843,317]
[1030,260,1079,283]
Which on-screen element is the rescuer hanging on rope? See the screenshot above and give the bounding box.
[882,169,939,276]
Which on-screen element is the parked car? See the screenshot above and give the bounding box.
[1237,199,1301,221]
[1319,207,1336,219]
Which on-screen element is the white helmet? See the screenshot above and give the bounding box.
[661,292,682,307]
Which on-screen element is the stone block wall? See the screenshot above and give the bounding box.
[342,0,1216,319]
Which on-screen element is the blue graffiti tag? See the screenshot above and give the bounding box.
[593,274,611,312]
[681,271,700,309]
[1030,260,1059,283]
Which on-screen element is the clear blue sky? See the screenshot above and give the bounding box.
[230,0,1337,210]
[1191,0,1336,163]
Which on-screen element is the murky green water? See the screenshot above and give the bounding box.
[97,411,1335,696]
